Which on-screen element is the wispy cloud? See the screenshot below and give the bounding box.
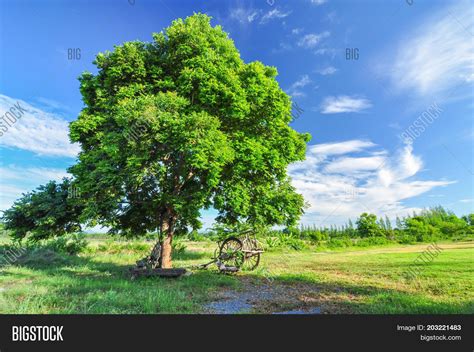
[260,8,292,24]
[230,7,259,24]
[289,140,454,225]
[287,75,312,97]
[292,28,303,35]
[310,0,327,5]
[316,66,337,75]
[459,198,473,203]
[0,165,70,210]
[34,97,72,113]
[230,6,291,25]
[309,140,376,156]
[298,31,330,49]
[320,95,372,114]
[0,94,80,157]
[386,1,473,98]
[314,48,338,58]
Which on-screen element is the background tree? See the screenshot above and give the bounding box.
[356,213,383,238]
[69,14,309,268]
[1,179,84,242]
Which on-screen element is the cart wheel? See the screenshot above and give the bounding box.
[219,237,244,268]
[242,252,260,271]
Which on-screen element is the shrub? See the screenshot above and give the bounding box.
[276,233,308,250]
[186,230,206,242]
[395,233,416,244]
[264,237,279,249]
[355,237,391,247]
[326,237,353,248]
[307,231,329,243]
[172,240,187,255]
[43,233,88,255]
[97,240,149,254]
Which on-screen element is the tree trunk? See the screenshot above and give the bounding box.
[161,234,173,268]
[159,214,174,268]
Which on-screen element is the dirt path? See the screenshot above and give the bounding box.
[204,277,323,314]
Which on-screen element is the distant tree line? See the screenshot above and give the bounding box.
[276,206,473,245]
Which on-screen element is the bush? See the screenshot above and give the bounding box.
[264,237,279,249]
[43,233,88,255]
[186,230,207,242]
[326,237,353,248]
[276,233,308,250]
[97,240,149,254]
[172,240,187,255]
[395,233,416,244]
[355,237,391,247]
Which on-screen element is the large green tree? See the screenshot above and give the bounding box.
[5,14,309,268]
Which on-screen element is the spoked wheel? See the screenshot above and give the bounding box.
[218,237,244,269]
[242,252,260,271]
[242,238,261,271]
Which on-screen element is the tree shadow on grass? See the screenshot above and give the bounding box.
[0,244,237,314]
[2,244,472,314]
[239,273,474,314]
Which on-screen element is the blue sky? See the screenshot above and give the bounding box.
[0,0,472,229]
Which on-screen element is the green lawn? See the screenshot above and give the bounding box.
[1,236,473,314]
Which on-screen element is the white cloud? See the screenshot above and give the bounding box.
[0,94,80,157]
[387,1,473,98]
[459,198,473,203]
[310,0,327,5]
[320,95,372,114]
[230,7,260,24]
[316,66,338,75]
[324,156,386,174]
[289,140,455,226]
[287,75,312,97]
[309,140,376,156]
[260,8,292,24]
[34,97,72,113]
[0,165,70,210]
[298,32,330,49]
[314,48,337,58]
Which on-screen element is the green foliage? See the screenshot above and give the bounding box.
[171,239,187,256]
[462,213,474,226]
[275,233,307,250]
[67,13,309,241]
[354,236,391,247]
[403,217,440,242]
[254,206,473,250]
[43,233,88,255]
[1,179,85,242]
[96,240,150,254]
[264,237,279,249]
[2,14,308,254]
[183,206,472,252]
[327,237,353,248]
[185,230,207,242]
[356,213,384,238]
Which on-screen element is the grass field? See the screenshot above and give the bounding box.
[0,236,473,314]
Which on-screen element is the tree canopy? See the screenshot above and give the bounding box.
[1,14,309,267]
